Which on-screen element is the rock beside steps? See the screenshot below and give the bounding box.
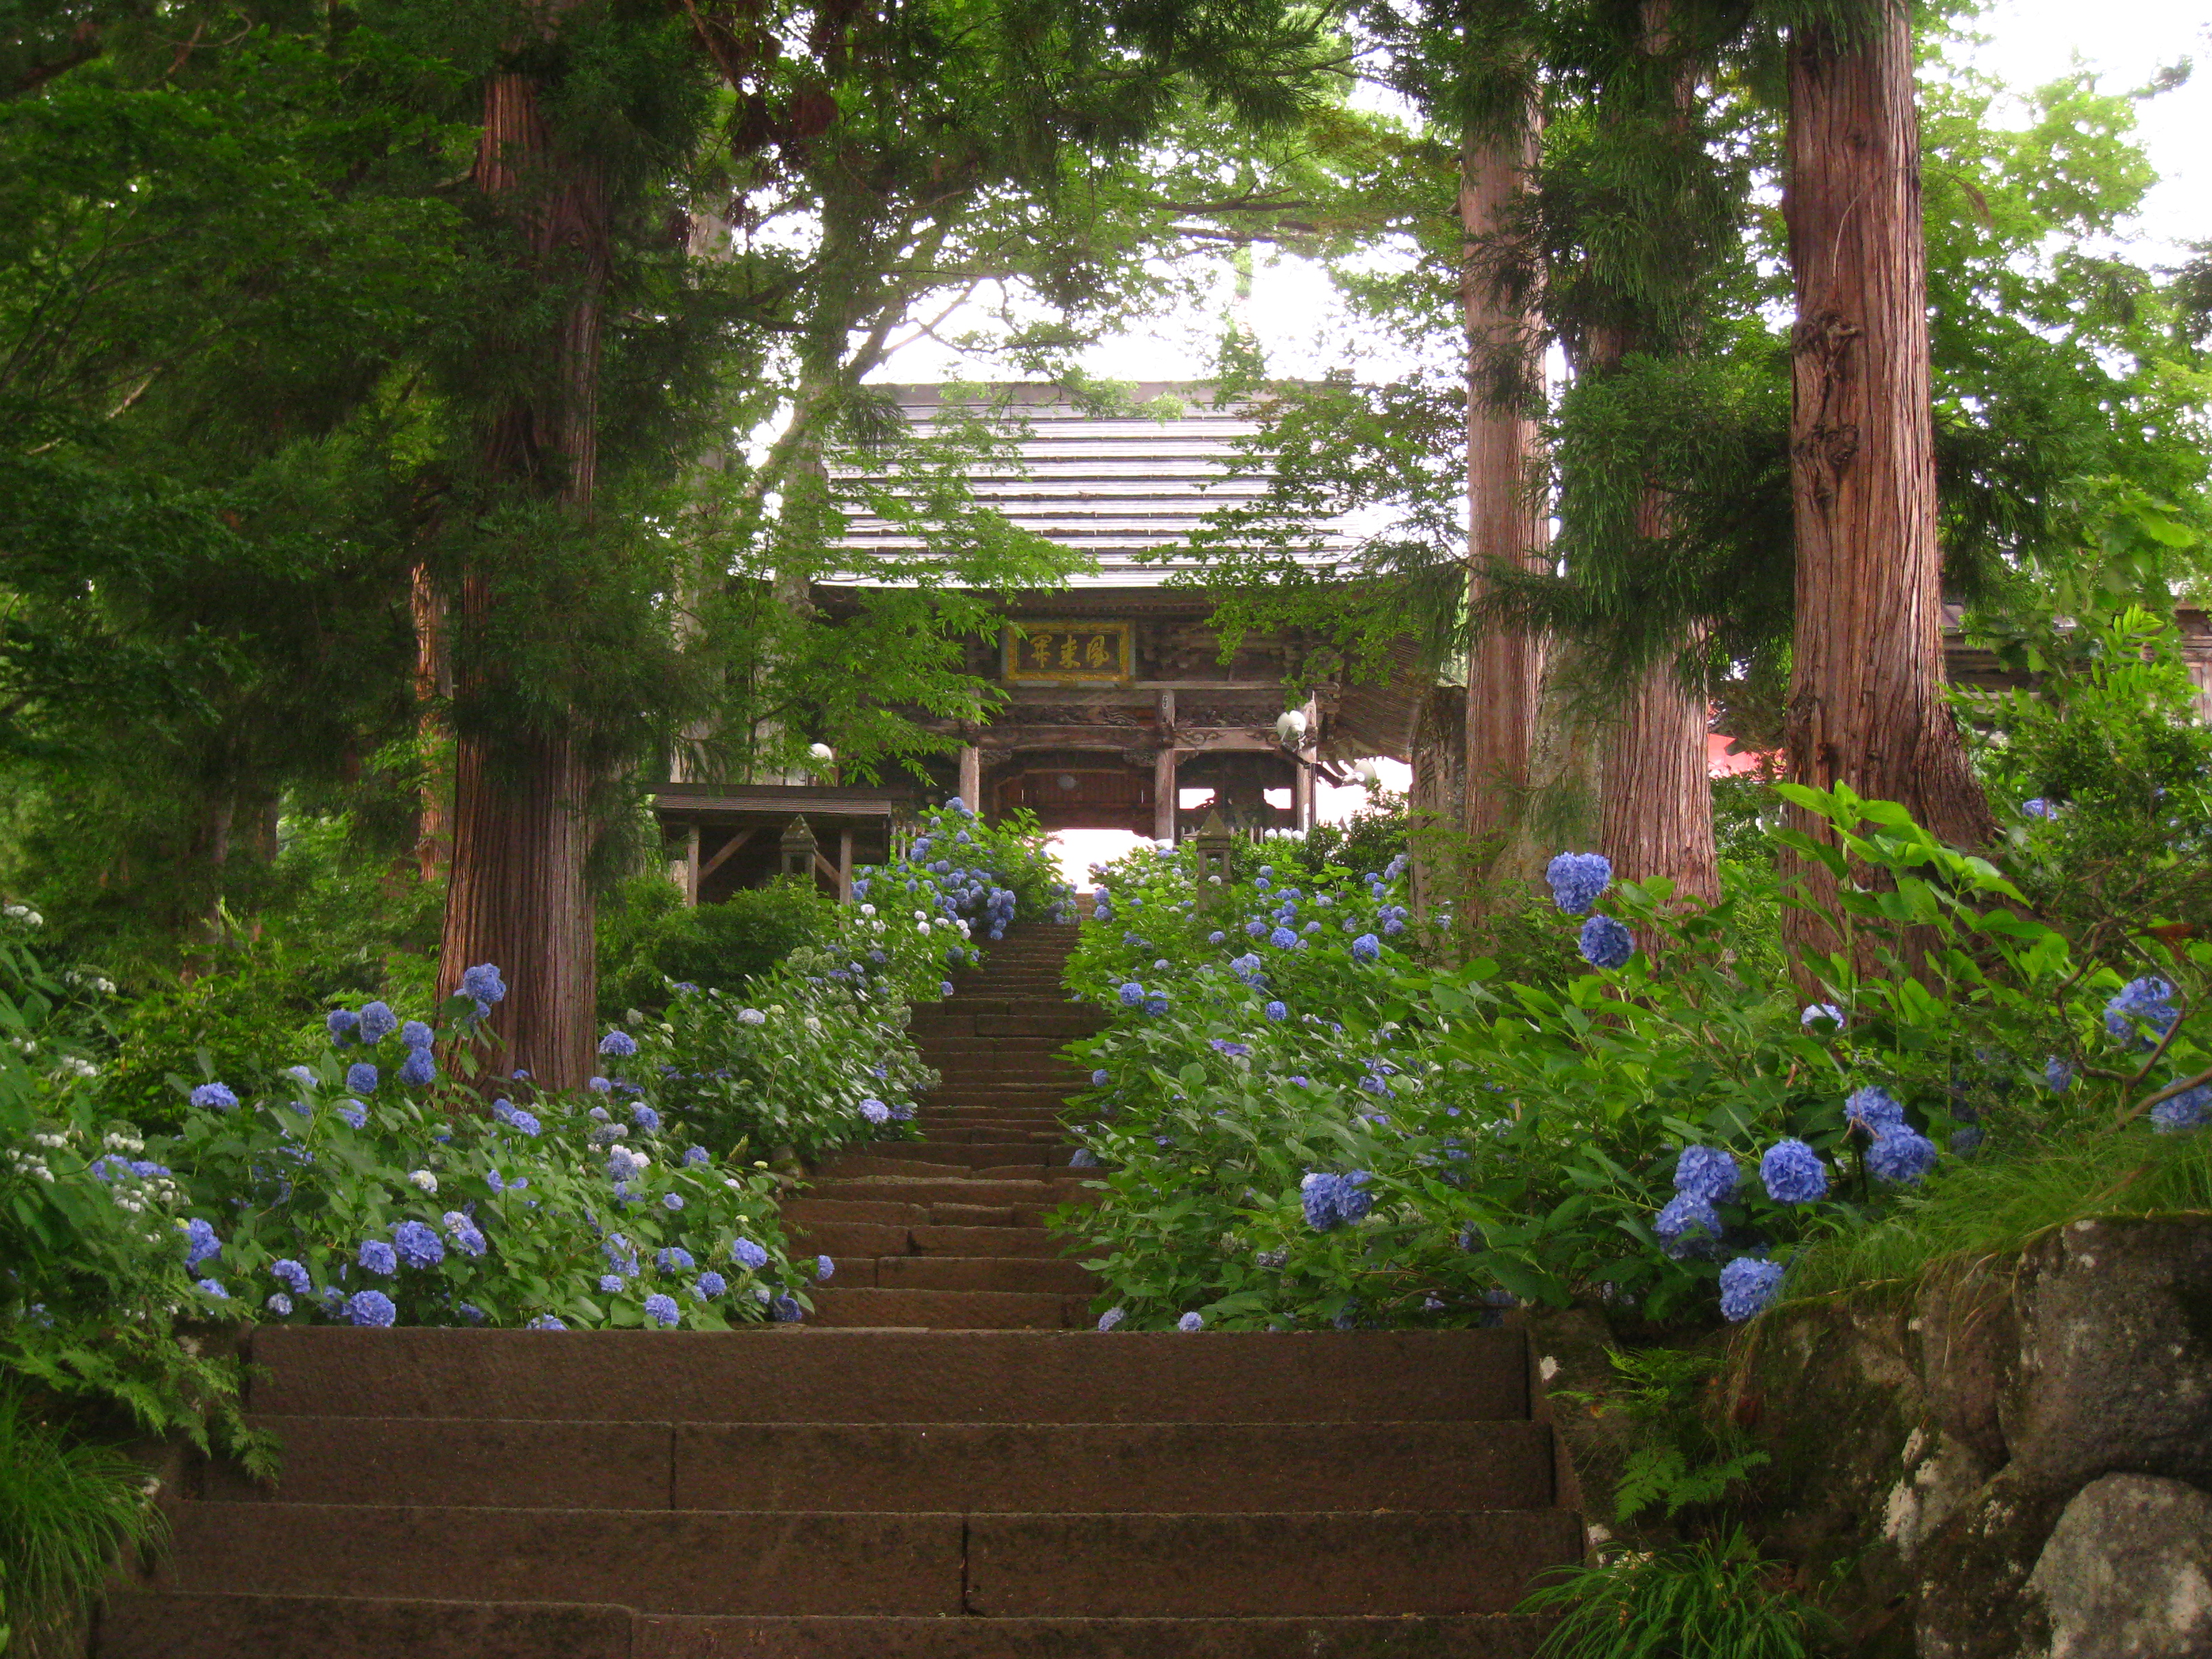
[95,925,1583,1657]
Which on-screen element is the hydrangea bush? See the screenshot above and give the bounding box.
[1061,783,2209,1332]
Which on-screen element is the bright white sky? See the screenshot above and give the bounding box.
[882,0,2212,884]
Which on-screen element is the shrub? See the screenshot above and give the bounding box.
[598,876,840,1019]
[1517,1530,1835,1659]
[1059,783,2211,1330]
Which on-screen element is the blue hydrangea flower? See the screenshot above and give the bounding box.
[816,1254,835,1282]
[683,1145,710,1166]
[195,1277,228,1299]
[1844,1086,1906,1134]
[1206,930,1226,945]
[2021,797,2055,819]
[326,1008,360,1046]
[457,1303,486,1324]
[2044,1057,2075,1092]
[190,1082,239,1112]
[1673,1145,1738,1203]
[598,1273,627,1293]
[1118,981,1145,1007]
[443,1212,488,1257]
[1144,994,1168,1015]
[266,1292,293,1316]
[184,1217,222,1269]
[357,1002,398,1045]
[940,980,955,997]
[599,1031,638,1058]
[1269,926,1297,949]
[1654,1193,1722,1258]
[1264,1000,1288,1021]
[1091,1069,1110,1087]
[1301,1170,1374,1231]
[1800,1003,1846,1031]
[1578,915,1634,970]
[1759,1139,1828,1204]
[356,1238,398,1276]
[527,1315,567,1330]
[643,1293,681,1328]
[1545,852,1612,915]
[1718,1257,1784,1323]
[630,1103,660,1132]
[269,1258,312,1296]
[398,1048,436,1088]
[399,1020,434,1052]
[588,1076,613,1093]
[1351,933,1382,965]
[1867,1125,1939,1183]
[859,1098,890,1124]
[656,1246,696,1272]
[331,1099,366,1130]
[345,1061,380,1094]
[2104,977,2178,1048]
[345,1290,397,1327]
[2150,1084,2211,1134]
[1244,919,1267,938]
[769,1294,804,1323]
[1383,917,1405,936]
[662,1193,684,1212]
[1097,1307,1126,1332]
[1177,1311,1206,1332]
[459,964,506,1009]
[696,1271,728,1298]
[731,1237,769,1271]
[392,1220,445,1269]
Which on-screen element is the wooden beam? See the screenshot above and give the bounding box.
[1153,745,1177,843]
[838,826,854,903]
[813,851,842,888]
[958,743,981,806]
[697,826,754,888]
[683,823,701,906]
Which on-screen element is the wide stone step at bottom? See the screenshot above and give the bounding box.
[145,1505,1578,1616]
[211,1418,1547,1514]
[100,1597,1551,1659]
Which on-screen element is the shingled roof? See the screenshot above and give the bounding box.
[828,382,1356,588]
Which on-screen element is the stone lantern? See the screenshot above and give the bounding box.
[779,815,819,882]
[1193,810,1235,904]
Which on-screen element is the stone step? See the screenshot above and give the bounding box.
[636,1614,1553,1658]
[910,1015,1106,1038]
[789,1198,1068,1231]
[101,1596,1557,1658]
[216,1418,1549,1514]
[148,1505,1577,1618]
[808,1177,1096,1208]
[838,1255,1099,1295]
[790,1223,1069,1261]
[856,1143,1073,1168]
[815,1154,1082,1180]
[246,1330,1532,1425]
[804,1286,1085,1329]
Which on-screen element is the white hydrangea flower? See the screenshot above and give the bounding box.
[407,1170,438,1194]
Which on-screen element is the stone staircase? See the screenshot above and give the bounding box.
[95,923,1583,1658]
[795,924,1107,1329]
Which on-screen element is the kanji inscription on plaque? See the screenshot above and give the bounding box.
[1002,621,1130,683]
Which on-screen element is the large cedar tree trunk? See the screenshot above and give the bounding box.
[1460,115,1550,847]
[435,64,610,1089]
[1782,5,1992,956]
[410,561,451,882]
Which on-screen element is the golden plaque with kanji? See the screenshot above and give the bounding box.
[1002,621,1131,683]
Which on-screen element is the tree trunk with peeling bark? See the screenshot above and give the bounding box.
[1782,5,1992,955]
[1460,114,1550,851]
[434,62,609,1090]
[410,561,450,882]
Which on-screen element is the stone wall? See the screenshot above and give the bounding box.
[1729,1218,2212,1659]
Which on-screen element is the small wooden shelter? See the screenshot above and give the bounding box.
[651,783,917,906]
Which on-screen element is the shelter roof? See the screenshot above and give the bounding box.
[825,382,1355,589]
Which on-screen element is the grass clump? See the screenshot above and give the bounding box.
[0,1388,167,1656]
[1519,1530,1835,1659]
[1782,1127,2212,1300]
